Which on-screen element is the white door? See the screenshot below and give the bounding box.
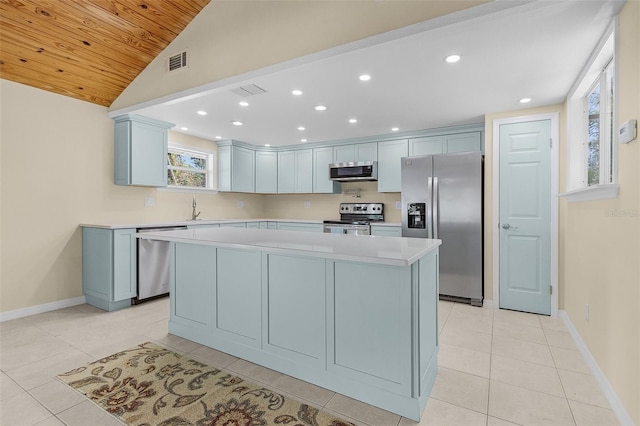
[499,120,552,315]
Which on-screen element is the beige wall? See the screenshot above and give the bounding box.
[1,1,638,421]
[560,1,639,423]
[0,80,265,313]
[264,182,401,223]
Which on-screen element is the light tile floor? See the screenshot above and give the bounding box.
[0,299,620,426]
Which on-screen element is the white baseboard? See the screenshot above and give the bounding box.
[482,299,495,309]
[0,296,86,322]
[559,310,635,426]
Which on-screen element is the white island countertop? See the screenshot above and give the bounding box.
[137,227,440,267]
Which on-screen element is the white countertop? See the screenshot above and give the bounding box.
[80,219,400,229]
[137,227,439,267]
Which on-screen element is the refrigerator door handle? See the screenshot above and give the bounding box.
[427,176,433,239]
[433,176,439,239]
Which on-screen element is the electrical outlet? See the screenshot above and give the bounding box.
[304,201,311,209]
[144,197,155,207]
[238,200,244,208]
[585,304,590,322]
[395,201,401,209]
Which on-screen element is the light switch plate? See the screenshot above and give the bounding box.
[144,197,155,207]
[395,201,401,209]
[238,200,244,208]
[304,201,311,209]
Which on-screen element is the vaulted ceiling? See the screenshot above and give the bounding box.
[0,0,210,107]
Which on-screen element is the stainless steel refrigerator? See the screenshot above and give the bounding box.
[401,152,483,306]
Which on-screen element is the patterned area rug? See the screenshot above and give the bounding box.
[58,342,355,426]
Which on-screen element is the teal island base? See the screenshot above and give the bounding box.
[164,237,440,422]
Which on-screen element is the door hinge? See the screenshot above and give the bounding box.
[550,285,553,295]
[550,138,553,148]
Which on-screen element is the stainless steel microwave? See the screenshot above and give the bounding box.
[329,161,378,182]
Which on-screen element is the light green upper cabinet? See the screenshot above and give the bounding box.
[278,149,313,193]
[215,125,482,194]
[444,132,482,153]
[277,151,295,193]
[255,150,278,193]
[113,114,174,187]
[313,147,341,194]
[295,149,313,193]
[377,139,408,193]
[218,144,255,193]
[334,142,378,163]
[409,136,443,156]
[409,132,482,156]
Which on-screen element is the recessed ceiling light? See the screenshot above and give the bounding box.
[215,136,222,139]
[231,120,243,126]
[292,89,303,96]
[265,144,271,147]
[349,118,357,124]
[298,126,305,131]
[301,139,307,143]
[314,105,327,111]
[239,101,249,107]
[519,97,532,103]
[180,127,189,131]
[444,54,461,63]
[359,74,371,81]
[196,110,207,116]
[391,127,400,132]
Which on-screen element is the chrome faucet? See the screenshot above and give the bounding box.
[191,195,201,220]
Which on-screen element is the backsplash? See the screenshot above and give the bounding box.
[262,181,401,222]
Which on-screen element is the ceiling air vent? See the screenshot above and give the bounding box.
[167,50,188,73]
[230,84,267,97]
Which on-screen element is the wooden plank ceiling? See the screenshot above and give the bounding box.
[0,0,210,107]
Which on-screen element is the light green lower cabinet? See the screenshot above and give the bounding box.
[259,221,278,230]
[330,261,412,396]
[82,227,136,311]
[186,223,220,229]
[264,254,326,367]
[171,243,215,331]
[276,222,323,232]
[220,222,246,228]
[246,222,260,229]
[370,225,402,237]
[216,249,262,346]
[168,242,439,421]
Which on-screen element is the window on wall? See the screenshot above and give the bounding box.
[586,59,615,186]
[167,146,215,190]
[565,19,617,200]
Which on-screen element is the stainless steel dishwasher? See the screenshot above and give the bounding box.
[135,226,187,303]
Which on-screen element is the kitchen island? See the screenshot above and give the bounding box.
[137,227,441,421]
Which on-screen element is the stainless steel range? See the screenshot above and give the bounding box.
[323,203,384,235]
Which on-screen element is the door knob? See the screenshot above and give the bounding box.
[501,223,518,229]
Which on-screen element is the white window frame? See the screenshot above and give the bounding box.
[165,144,217,192]
[562,18,619,202]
